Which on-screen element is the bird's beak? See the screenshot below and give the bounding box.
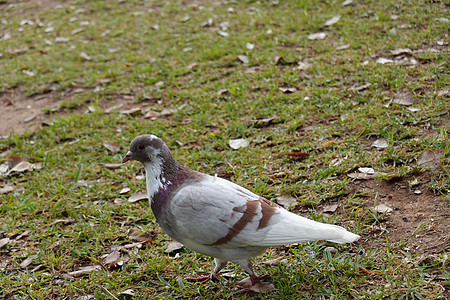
[122,151,132,163]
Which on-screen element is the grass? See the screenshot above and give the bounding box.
[0,0,449,299]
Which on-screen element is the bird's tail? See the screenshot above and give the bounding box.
[260,210,360,246]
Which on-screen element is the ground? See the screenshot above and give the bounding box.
[0,0,448,299]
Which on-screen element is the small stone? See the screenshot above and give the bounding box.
[402,217,408,222]
[414,190,422,195]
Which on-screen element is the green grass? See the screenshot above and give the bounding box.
[0,0,449,299]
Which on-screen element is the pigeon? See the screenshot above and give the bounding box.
[122,134,360,286]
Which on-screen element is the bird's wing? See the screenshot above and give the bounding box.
[171,175,359,248]
[170,175,279,248]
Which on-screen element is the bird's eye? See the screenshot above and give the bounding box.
[138,144,145,150]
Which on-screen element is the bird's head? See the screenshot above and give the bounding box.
[122,134,166,165]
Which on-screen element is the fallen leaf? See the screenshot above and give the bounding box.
[7,161,35,175]
[348,172,381,179]
[103,251,130,268]
[181,16,190,22]
[119,289,135,297]
[374,204,393,213]
[336,44,350,50]
[393,92,414,106]
[323,204,338,213]
[262,256,287,266]
[324,15,341,26]
[103,142,121,153]
[359,167,375,174]
[0,237,10,248]
[276,195,296,208]
[160,107,178,116]
[308,32,326,40]
[390,48,412,56]
[143,110,161,119]
[75,180,91,187]
[417,149,444,170]
[128,192,148,203]
[406,107,421,112]
[217,89,228,96]
[376,58,394,64]
[0,185,14,194]
[24,115,36,122]
[119,187,130,194]
[371,138,388,149]
[103,163,124,170]
[249,117,275,127]
[20,256,35,268]
[129,231,155,243]
[342,0,353,5]
[236,278,275,293]
[68,265,101,277]
[279,87,297,93]
[284,152,309,157]
[348,83,371,92]
[217,30,229,37]
[15,230,31,240]
[164,241,184,254]
[268,171,287,178]
[50,218,76,226]
[246,42,255,50]
[229,138,249,149]
[119,107,141,115]
[237,55,249,64]
[80,51,91,61]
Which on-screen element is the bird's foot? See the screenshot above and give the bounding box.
[186,273,220,283]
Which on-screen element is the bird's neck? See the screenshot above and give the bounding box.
[143,155,180,204]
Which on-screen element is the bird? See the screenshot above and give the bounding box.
[122,134,360,286]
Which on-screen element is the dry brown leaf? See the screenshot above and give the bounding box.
[0,237,10,248]
[80,51,91,61]
[50,218,76,226]
[15,230,31,240]
[68,265,101,277]
[164,241,184,254]
[20,256,35,268]
[236,278,276,293]
[393,92,414,106]
[391,48,412,56]
[276,195,296,208]
[119,289,135,297]
[417,149,444,170]
[6,161,35,175]
[308,32,326,40]
[143,110,161,119]
[128,192,148,203]
[103,251,130,268]
[237,55,249,64]
[371,138,388,149]
[119,107,141,115]
[103,142,121,154]
[249,117,275,127]
[284,151,309,157]
[374,204,393,213]
[0,185,14,194]
[129,231,155,243]
[262,256,287,266]
[324,15,341,26]
[347,172,382,179]
[323,204,338,213]
[229,138,249,149]
[103,163,124,170]
[279,87,297,93]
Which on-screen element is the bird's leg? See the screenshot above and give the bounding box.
[234,259,271,285]
[186,258,227,283]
